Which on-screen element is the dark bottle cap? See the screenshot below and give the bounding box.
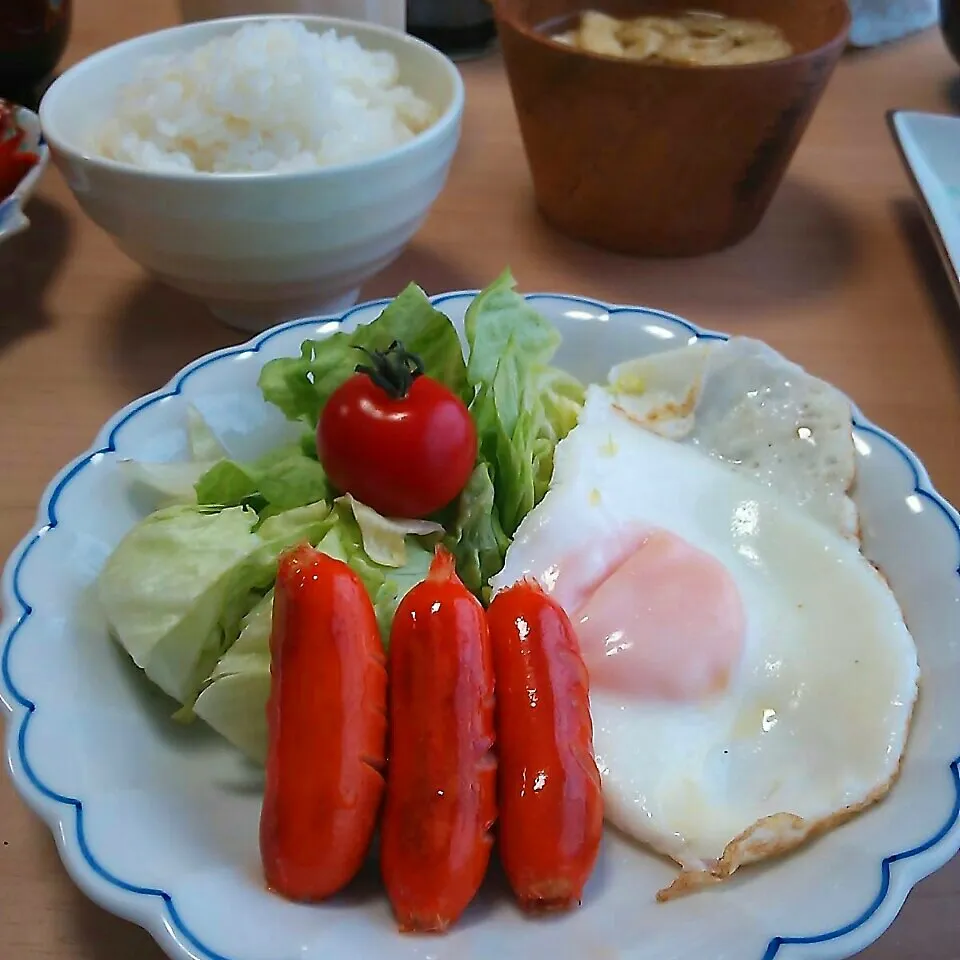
[406,0,496,57]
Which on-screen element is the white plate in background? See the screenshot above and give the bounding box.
[0,104,50,245]
[888,109,960,303]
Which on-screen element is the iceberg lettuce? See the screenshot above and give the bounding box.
[192,510,433,762]
[97,500,331,706]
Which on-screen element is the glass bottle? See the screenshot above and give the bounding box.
[0,0,72,108]
[405,0,496,58]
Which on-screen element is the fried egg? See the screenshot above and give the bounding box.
[608,337,859,542]
[489,385,919,898]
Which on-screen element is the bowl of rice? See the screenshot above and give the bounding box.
[38,15,464,330]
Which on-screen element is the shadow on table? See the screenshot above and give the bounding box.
[0,198,73,354]
[18,818,167,960]
[104,244,475,397]
[101,278,240,397]
[517,177,859,315]
[889,196,960,374]
[361,241,477,299]
[717,177,860,300]
[69,894,167,960]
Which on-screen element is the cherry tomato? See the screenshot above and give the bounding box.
[0,100,38,202]
[259,544,387,902]
[316,340,477,519]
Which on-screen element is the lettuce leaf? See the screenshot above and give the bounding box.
[464,267,561,398]
[117,460,212,505]
[258,282,470,427]
[451,270,585,575]
[341,493,444,567]
[191,590,273,762]
[117,404,225,507]
[97,500,331,708]
[531,366,586,501]
[194,445,330,514]
[444,463,511,597]
[186,404,229,461]
[324,517,433,640]
[192,504,433,763]
[194,461,260,507]
[98,504,261,704]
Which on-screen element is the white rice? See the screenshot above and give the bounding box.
[94,20,438,174]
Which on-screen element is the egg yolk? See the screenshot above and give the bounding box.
[553,528,745,701]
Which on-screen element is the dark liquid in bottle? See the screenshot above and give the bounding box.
[0,0,72,108]
[942,0,960,67]
[406,0,496,58]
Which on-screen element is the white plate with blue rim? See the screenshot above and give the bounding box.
[2,291,959,960]
[0,102,49,244]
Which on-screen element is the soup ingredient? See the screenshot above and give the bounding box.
[486,579,603,912]
[380,547,496,932]
[491,385,919,898]
[317,340,478,519]
[260,544,387,901]
[97,499,331,704]
[193,505,433,763]
[607,337,858,540]
[0,99,39,200]
[94,20,437,174]
[555,10,793,66]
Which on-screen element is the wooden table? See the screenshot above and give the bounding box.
[2,3,959,957]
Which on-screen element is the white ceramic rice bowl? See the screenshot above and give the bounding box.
[39,15,464,331]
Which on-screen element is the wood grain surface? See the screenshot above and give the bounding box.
[1,2,960,957]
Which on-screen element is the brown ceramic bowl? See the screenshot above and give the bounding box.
[493,0,850,257]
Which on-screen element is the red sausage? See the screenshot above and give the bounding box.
[486,578,603,912]
[380,546,497,932]
[259,544,387,901]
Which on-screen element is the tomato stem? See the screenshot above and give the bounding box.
[354,340,425,400]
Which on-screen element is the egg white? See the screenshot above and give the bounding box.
[490,386,919,893]
[607,337,859,542]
